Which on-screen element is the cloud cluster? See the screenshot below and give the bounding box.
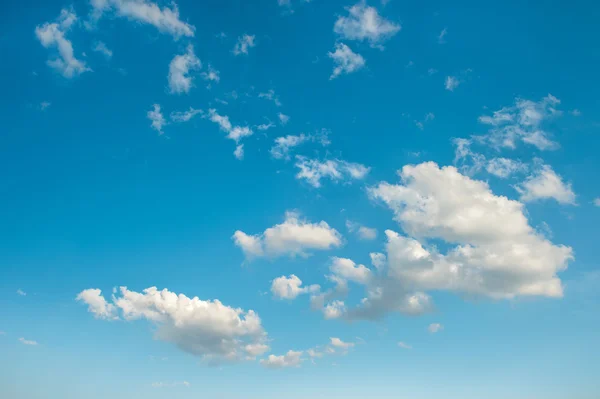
[270,130,330,160]
[233,34,256,55]
[233,211,342,259]
[205,109,253,159]
[334,2,400,48]
[77,286,269,363]
[294,156,370,188]
[35,8,91,78]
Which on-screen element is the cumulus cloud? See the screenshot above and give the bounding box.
[486,157,528,178]
[476,95,562,151]
[330,257,372,285]
[201,64,220,84]
[445,76,459,91]
[516,162,576,205]
[329,337,355,350]
[76,288,118,320]
[35,8,91,78]
[428,323,443,333]
[147,104,166,134]
[77,286,269,363]
[369,252,386,269]
[233,211,342,259]
[170,107,203,122]
[260,350,303,369]
[234,144,244,160]
[271,275,320,300]
[168,45,201,94]
[328,43,365,79]
[346,220,377,240]
[295,156,370,188]
[334,1,400,48]
[233,34,256,55]
[89,0,195,39]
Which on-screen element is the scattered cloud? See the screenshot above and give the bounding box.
[445,76,459,91]
[398,341,412,349]
[476,94,562,151]
[427,68,438,75]
[233,34,256,55]
[329,337,355,350]
[258,89,282,106]
[485,157,528,178]
[438,28,447,44]
[40,101,52,111]
[334,1,400,48]
[346,220,377,240]
[19,337,38,346]
[271,275,320,299]
[89,0,195,39]
[516,162,576,205]
[205,109,253,156]
[330,257,373,285]
[170,107,203,122]
[93,41,112,59]
[201,64,220,84]
[594,198,600,207]
[147,104,166,134]
[260,350,302,369]
[415,112,435,130]
[16,289,27,296]
[294,156,370,188]
[328,43,365,79]
[428,323,443,333]
[270,130,330,160]
[77,286,269,363]
[234,144,244,160]
[570,109,581,116]
[257,122,276,131]
[168,45,201,94]
[35,8,91,78]
[278,112,290,125]
[233,211,342,259]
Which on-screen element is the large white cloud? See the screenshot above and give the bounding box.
[90,0,195,39]
[233,211,342,259]
[77,286,269,363]
[168,45,201,94]
[333,2,400,48]
[35,8,91,78]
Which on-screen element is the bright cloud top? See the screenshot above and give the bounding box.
[233,211,343,259]
[328,43,365,79]
[77,286,269,363]
[334,2,400,48]
[271,275,320,300]
[168,45,201,94]
[516,162,576,205]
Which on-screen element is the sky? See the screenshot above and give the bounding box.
[1,0,600,398]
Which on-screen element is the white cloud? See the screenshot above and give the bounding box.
[147,104,166,134]
[323,300,346,319]
[201,65,220,84]
[398,341,412,349]
[346,220,377,240]
[77,286,268,363]
[271,275,320,299]
[334,1,400,48]
[594,198,600,207]
[477,95,562,151]
[486,157,528,178]
[328,43,365,79]
[270,130,330,160]
[295,156,370,188]
[206,109,253,143]
[168,45,201,94]
[329,337,354,350]
[170,107,203,122]
[257,122,276,131]
[35,8,91,78]
[438,28,447,44]
[369,252,386,269]
[516,163,576,205]
[278,112,290,125]
[16,289,26,296]
[330,257,373,285]
[76,288,118,320]
[445,76,459,91]
[233,211,342,259]
[233,34,256,56]
[260,350,303,369]
[19,337,38,346]
[90,0,195,39]
[367,162,573,300]
[93,41,112,58]
[428,323,443,333]
[570,109,582,116]
[234,144,244,160]
[258,89,282,106]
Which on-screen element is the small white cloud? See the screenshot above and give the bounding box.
[345,220,377,240]
[330,257,372,285]
[168,45,201,94]
[17,289,27,296]
[233,34,256,56]
[486,157,527,179]
[334,2,400,48]
[437,28,447,44]
[260,350,303,369]
[40,101,51,111]
[206,109,253,143]
[201,64,220,84]
[328,43,365,80]
[257,122,276,131]
[398,341,412,349]
[19,337,39,346]
[278,112,290,125]
[428,323,443,333]
[234,144,244,160]
[329,337,355,350]
[594,198,600,207]
[76,288,118,320]
[170,107,203,122]
[35,8,91,78]
[271,275,320,300]
[233,211,342,259]
[147,104,166,134]
[428,68,438,75]
[570,109,581,116]
[516,163,576,205]
[258,89,282,106]
[445,76,459,91]
[295,156,370,188]
[93,41,113,59]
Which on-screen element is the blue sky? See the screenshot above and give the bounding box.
[1,0,600,398]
